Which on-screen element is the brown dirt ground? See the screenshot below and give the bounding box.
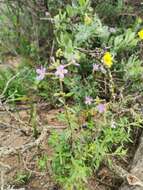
[0,105,117,190]
[0,107,64,190]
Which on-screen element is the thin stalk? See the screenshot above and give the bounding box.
[59,79,74,149]
[108,69,115,101]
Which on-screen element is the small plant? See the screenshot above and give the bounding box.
[49,100,142,189]
[0,66,35,102]
[45,1,143,189]
[38,154,48,171]
[15,171,31,185]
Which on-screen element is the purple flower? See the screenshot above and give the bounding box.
[85,96,93,105]
[55,65,68,79]
[36,66,46,81]
[97,103,106,113]
[93,64,99,72]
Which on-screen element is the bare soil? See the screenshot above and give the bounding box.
[0,106,66,190]
[0,105,120,190]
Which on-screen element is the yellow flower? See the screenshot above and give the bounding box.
[103,52,113,68]
[138,29,143,40]
[84,14,92,25]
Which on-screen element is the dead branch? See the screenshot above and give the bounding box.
[0,162,11,170]
[0,125,66,158]
[0,126,48,157]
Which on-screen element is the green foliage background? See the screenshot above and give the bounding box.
[0,0,143,190]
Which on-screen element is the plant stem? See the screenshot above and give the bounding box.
[59,79,73,149]
[108,69,115,101]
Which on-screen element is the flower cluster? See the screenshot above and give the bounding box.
[84,96,106,113]
[35,46,115,82]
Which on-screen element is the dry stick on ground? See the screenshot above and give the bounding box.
[0,125,66,157]
[3,105,31,136]
[0,170,4,190]
[0,126,48,157]
[96,178,118,189]
[0,162,11,190]
[0,121,31,137]
[0,102,54,112]
[0,125,65,185]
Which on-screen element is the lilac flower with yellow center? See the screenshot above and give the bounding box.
[36,66,46,81]
[55,65,68,79]
[85,96,93,105]
[97,103,106,113]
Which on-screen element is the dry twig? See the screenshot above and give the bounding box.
[0,125,66,158]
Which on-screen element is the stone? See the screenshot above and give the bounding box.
[120,134,143,190]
